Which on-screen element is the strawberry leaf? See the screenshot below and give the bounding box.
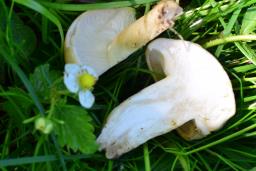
[53,104,98,154]
[30,64,63,102]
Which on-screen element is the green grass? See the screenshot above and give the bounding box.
[1,0,256,170]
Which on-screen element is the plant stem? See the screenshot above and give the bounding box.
[107,160,113,171]
[186,123,256,155]
[47,98,56,118]
[144,143,151,171]
[32,135,45,171]
[1,121,12,159]
[203,35,256,48]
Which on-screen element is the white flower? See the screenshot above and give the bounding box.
[64,64,98,108]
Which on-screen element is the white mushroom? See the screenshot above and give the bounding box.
[65,7,136,75]
[65,0,182,76]
[97,38,236,159]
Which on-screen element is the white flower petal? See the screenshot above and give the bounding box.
[64,64,80,93]
[64,72,79,93]
[65,64,80,74]
[79,90,95,108]
[80,65,98,79]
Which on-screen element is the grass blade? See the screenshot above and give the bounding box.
[41,0,157,11]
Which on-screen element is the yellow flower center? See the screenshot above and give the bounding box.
[78,73,96,90]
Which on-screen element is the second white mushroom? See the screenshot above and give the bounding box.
[97,38,236,159]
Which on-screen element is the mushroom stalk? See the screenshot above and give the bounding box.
[107,0,183,66]
[97,38,235,159]
[97,78,195,159]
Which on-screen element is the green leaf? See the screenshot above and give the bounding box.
[0,0,8,31]
[1,87,33,124]
[233,64,256,73]
[0,36,45,114]
[250,167,256,171]
[0,4,36,64]
[53,104,98,154]
[30,64,61,102]
[235,42,256,65]
[240,6,256,34]
[30,64,52,102]
[14,0,64,48]
[11,15,37,62]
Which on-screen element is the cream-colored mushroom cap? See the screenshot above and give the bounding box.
[97,38,236,159]
[64,7,136,75]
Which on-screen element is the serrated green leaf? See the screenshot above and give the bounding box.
[240,6,256,34]
[30,64,52,101]
[53,104,98,154]
[30,64,61,102]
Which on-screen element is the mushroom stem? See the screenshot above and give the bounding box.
[107,0,182,65]
[97,80,194,158]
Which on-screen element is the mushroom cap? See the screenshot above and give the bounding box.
[97,38,235,159]
[64,7,136,75]
[146,38,236,140]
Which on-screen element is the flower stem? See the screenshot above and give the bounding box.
[107,160,113,171]
[203,35,256,48]
[32,135,45,171]
[47,98,56,118]
[144,143,151,171]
